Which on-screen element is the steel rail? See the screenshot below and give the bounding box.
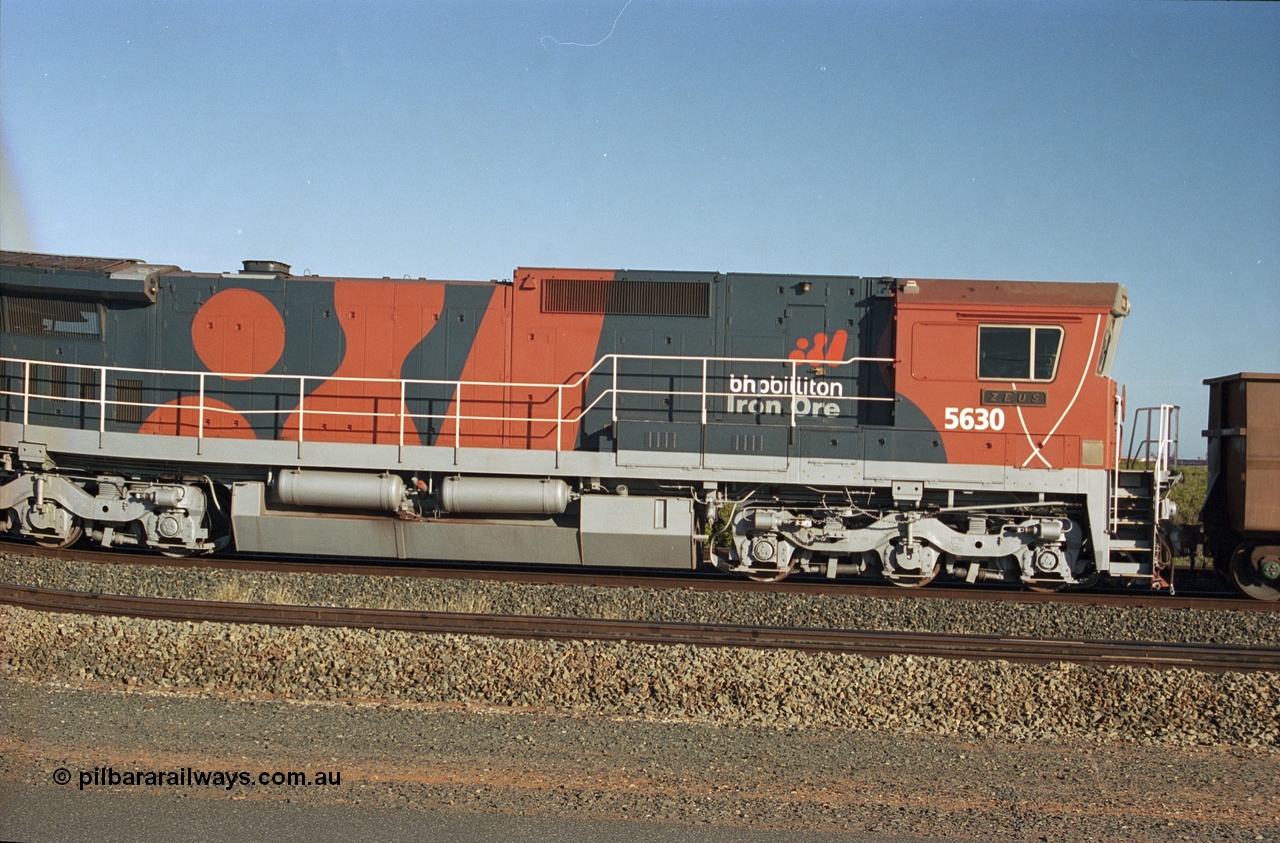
[1,539,1268,613]
[0,539,1263,610]
[2,583,1277,673]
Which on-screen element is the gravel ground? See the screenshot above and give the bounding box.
[2,551,1277,646]
[2,602,1278,746]
[3,550,1278,838]
[3,677,1278,840]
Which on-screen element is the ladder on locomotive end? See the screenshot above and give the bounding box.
[1112,404,1181,591]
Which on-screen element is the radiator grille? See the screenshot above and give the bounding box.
[49,365,69,398]
[1,295,105,340]
[80,367,98,401]
[541,279,709,317]
[114,378,143,425]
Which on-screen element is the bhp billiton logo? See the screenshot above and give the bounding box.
[727,330,849,418]
[788,330,848,362]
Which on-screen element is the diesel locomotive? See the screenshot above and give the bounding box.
[2,250,1271,598]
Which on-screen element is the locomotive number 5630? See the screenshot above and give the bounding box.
[943,407,1005,431]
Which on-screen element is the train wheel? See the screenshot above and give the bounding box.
[888,561,940,588]
[32,520,83,550]
[1231,543,1280,602]
[744,566,794,583]
[743,551,804,583]
[1072,571,1100,590]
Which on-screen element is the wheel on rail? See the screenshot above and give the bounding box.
[32,521,83,549]
[1230,542,1280,602]
[887,561,941,588]
[158,546,200,558]
[1071,571,1100,590]
[742,550,805,583]
[736,543,806,583]
[744,564,795,583]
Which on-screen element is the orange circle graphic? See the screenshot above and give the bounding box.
[191,289,285,380]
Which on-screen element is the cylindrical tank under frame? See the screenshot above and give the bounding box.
[271,469,572,516]
[438,476,571,515]
[274,469,406,512]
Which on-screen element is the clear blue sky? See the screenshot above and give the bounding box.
[2,0,1277,454]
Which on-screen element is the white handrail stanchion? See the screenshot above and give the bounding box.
[22,360,30,431]
[556,388,563,459]
[398,379,407,459]
[297,378,306,456]
[98,365,107,446]
[198,372,206,452]
[700,358,708,425]
[454,383,462,462]
[789,359,798,427]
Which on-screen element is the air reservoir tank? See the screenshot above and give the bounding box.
[438,476,571,515]
[275,469,405,511]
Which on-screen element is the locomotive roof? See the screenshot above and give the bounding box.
[0,250,142,273]
[1,251,1129,317]
[902,277,1129,315]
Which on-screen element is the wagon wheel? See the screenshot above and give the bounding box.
[1230,542,1280,602]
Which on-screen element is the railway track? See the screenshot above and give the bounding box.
[0,538,1268,613]
[3,582,1277,673]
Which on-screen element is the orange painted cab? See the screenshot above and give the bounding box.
[895,279,1130,471]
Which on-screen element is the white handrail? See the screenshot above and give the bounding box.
[1,352,897,445]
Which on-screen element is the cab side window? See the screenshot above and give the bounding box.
[978,326,1063,381]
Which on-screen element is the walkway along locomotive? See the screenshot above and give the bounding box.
[1,250,1259,596]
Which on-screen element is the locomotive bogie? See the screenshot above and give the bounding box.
[719,494,1086,587]
[0,470,217,554]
